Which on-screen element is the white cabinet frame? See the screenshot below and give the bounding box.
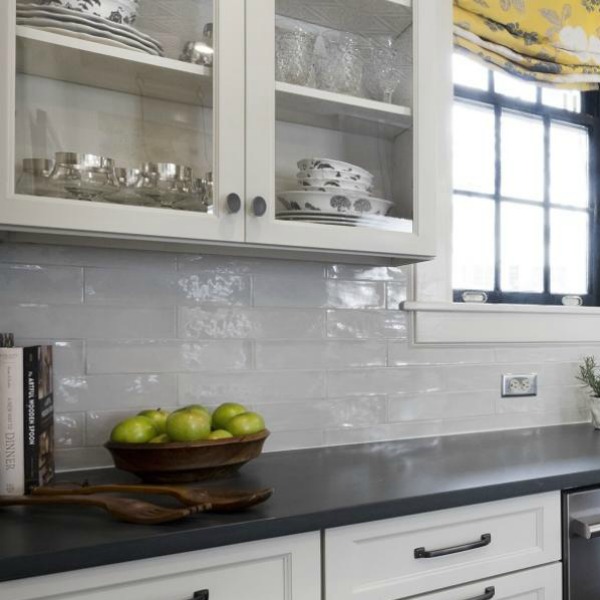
[0,0,246,244]
[245,0,449,260]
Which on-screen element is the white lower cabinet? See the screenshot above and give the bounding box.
[324,492,561,600]
[2,533,320,600]
[416,563,562,600]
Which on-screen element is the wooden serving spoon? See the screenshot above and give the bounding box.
[32,484,274,511]
[0,494,209,525]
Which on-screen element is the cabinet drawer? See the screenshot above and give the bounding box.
[417,563,562,600]
[3,533,320,600]
[325,492,561,600]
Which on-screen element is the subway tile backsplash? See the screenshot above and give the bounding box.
[0,242,592,471]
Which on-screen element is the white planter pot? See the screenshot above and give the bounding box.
[591,396,600,429]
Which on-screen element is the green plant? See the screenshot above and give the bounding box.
[577,356,600,397]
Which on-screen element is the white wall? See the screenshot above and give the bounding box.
[0,242,591,472]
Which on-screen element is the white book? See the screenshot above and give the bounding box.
[0,348,24,495]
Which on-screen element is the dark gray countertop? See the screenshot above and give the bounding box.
[3,423,600,583]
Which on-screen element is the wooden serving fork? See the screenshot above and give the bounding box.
[32,483,273,511]
[0,494,209,525]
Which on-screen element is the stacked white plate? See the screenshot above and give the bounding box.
[277,158,403,228]
[17,2,164,56]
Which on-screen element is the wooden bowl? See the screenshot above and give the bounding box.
[104,430,270,483]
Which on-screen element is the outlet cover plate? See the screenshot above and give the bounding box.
[502,374,538,397]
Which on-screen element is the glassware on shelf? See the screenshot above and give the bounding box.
[106,167,157,206]
[16,158,54,196]
[316,33,364,97]
[275,26,316,86]
[180,23,214,67]
[49,153,119,202]
[363,37,404,103]
[135,163,195,208]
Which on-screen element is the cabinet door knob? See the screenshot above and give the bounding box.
[190,591,209,600]
[252,196,268,217]
[226,193,242,214]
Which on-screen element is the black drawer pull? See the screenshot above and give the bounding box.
[414,533,492,559]
[226,193,242,214]
[190,591,209,600]
[466,587,495,600]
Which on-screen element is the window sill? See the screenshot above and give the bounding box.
[402,301,600,344]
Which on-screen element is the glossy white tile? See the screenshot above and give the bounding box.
[178,307,325,340]
[55,374,177,412]
[326,309,407,339]
[0,264,83,304]
[87,340,252,373]
[326,265,407,281]
[54,412,86,448]
[255,340,387,370]
[253,276,385,309]
[178,370,326,405]
[0,305,175,339]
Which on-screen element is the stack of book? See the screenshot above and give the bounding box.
[0,334,55,495]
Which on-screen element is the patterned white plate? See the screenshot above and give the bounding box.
[17,17,161,55]
[17,10,163,53]
[17,2,163,50]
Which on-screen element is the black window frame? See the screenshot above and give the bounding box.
[453,67,600,306]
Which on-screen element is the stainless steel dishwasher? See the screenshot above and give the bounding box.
[564,487,600,599]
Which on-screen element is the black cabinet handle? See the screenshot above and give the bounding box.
[189,591,209,600]
[226,193,241,214]
[252,196,268,217]
[414,533,491,559]
[466,587,495,600]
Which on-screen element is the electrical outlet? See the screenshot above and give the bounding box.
[501,374,538,397]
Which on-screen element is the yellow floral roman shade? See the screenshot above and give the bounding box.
[454,0,600,89]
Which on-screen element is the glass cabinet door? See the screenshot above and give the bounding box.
[0,0,245,243]
[246,0,442,258]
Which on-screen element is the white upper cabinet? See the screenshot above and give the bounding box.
[0,0,451,262]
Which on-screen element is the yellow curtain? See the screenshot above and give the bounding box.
[454,0,600,89]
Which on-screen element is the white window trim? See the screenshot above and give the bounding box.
[402,61,600,346]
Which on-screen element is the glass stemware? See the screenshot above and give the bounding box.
[364,37,404,103]
[16,158,54,196]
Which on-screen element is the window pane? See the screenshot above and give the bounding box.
[542,87,581,113]
[494,71,537,103]
[501,202,544,292]
[453,53,489,90]
[453,102,495,194]
[550,122,589,208]
[453,195,495,290]
[550,209,589,294]
[501,111,544,201]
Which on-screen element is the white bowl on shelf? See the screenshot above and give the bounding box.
[278,190,392,216]
[297,158,374,181]
[297,173,373,193]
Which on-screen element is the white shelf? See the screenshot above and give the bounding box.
[16,26,213,106]
[276,82,412,139]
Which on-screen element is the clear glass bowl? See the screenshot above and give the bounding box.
[316,33,365,97]
[50,153,119,202]
[135,163,195,208]
[105,167,157,206]
[275,27,316,86]
[16,158,54,196]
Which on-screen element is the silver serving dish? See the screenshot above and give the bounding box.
[180,24,214,66]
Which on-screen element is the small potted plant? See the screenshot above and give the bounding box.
[577,356,600,429]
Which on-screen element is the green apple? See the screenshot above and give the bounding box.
[110,416,157,444]
[225,412,265,437]
[166,410,211,442]
[177,404,211,420]
[207,429,234,440]
[138,409,169,434]
[212,402,247,430]
[149,433,171,444]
